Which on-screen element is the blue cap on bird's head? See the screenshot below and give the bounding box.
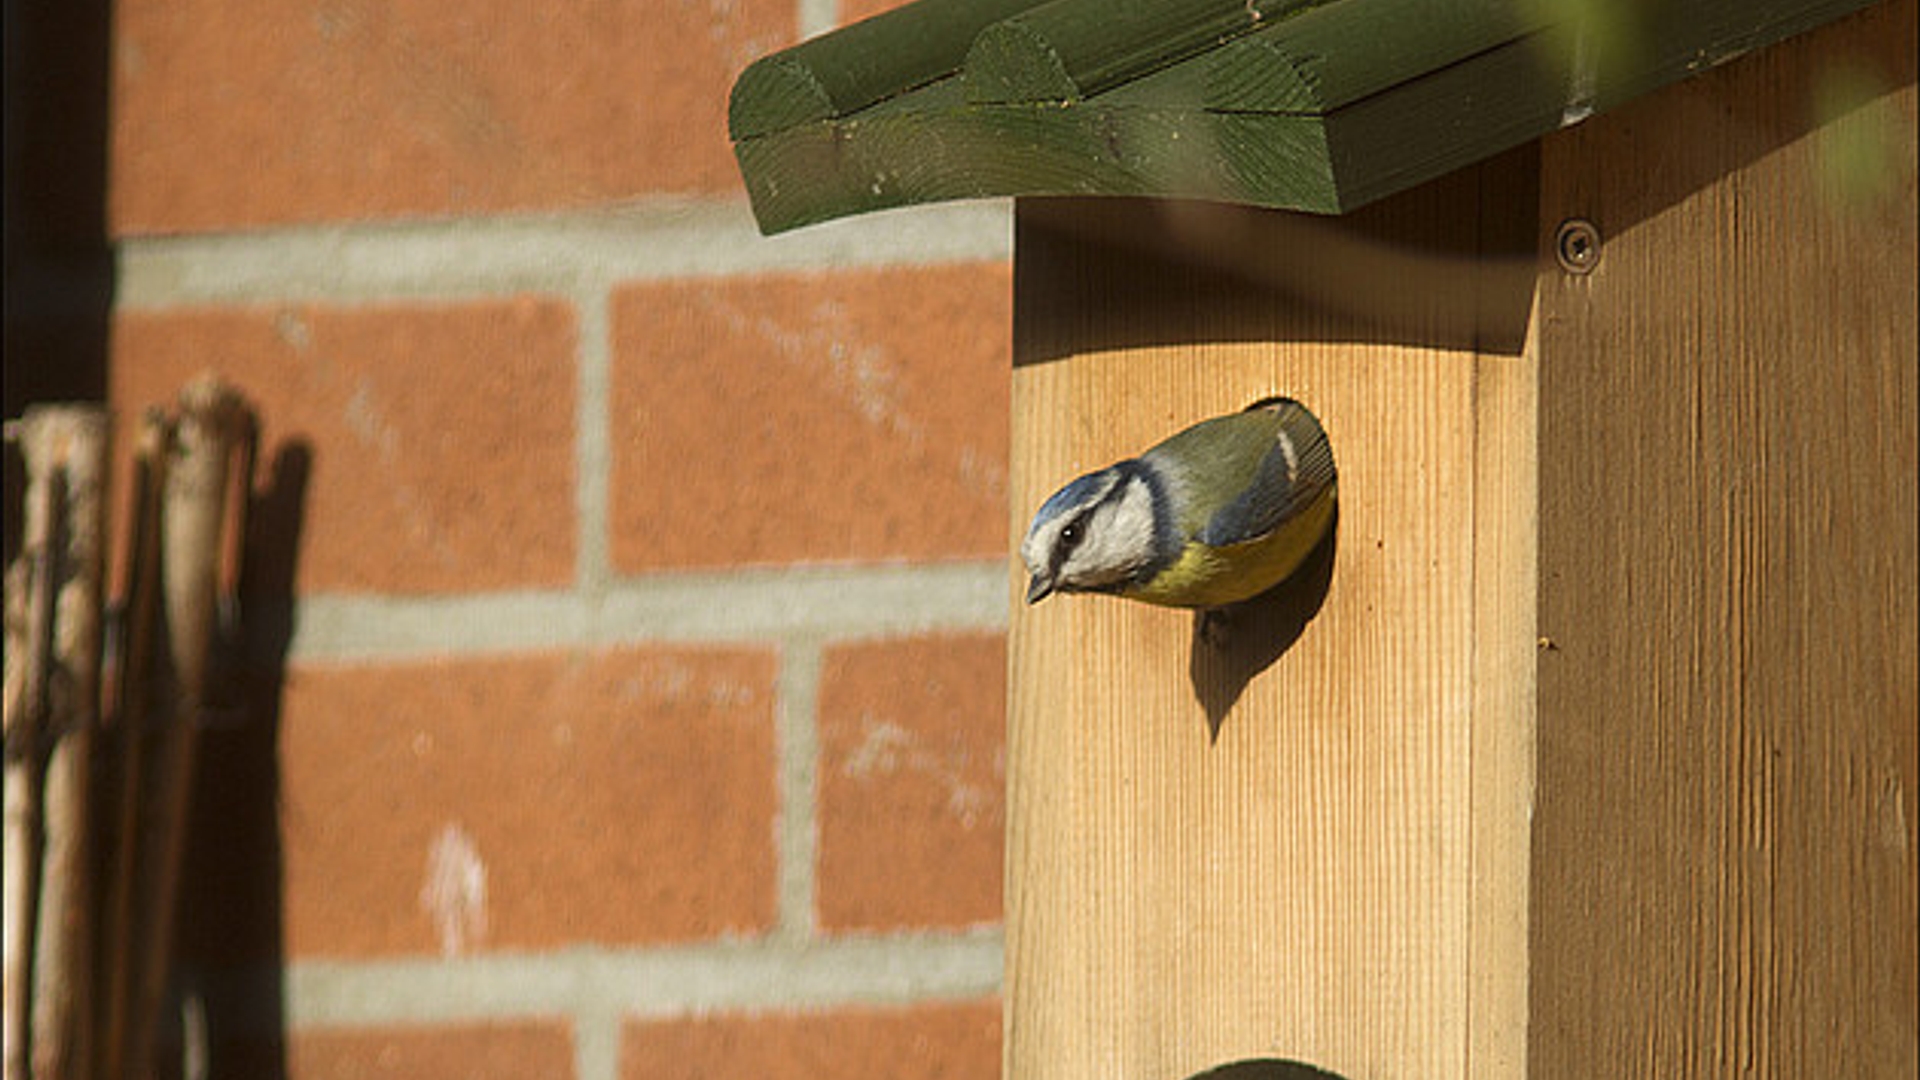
[1032,471,1114,527]
[1020,469,1117,604]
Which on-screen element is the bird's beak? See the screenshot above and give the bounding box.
[1025,573,1055,605]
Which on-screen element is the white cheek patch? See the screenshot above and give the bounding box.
[1023,469,1122,575]
[1060,477,1157,587]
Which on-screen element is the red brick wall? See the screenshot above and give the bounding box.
[108,0,1011,1076]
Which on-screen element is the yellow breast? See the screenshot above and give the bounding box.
[1120,483,1336,608]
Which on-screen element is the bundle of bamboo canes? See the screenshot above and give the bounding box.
[4,375,254,1080]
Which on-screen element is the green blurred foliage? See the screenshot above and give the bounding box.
[1810,62,1911,214]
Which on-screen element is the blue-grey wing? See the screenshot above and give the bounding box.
[1196,406,1335,547]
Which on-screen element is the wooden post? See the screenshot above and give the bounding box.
[1529,2,1917,1074]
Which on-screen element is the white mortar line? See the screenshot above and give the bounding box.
[116,200,1011,309]
[798,0,841,39]
[573,289,614,596]
[572,1002,622,1080]
[284,562,1008,663]
[571,255,621,1080]
[280,931,1004,1028]
[775,638,824,943]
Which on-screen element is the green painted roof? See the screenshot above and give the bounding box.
[730,0,1878,234]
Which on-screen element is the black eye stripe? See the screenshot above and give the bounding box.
[1050,514,1089,577]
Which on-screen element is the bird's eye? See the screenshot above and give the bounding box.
[1059,521,1084,551]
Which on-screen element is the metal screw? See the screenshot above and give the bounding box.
[1555,219,1601,275]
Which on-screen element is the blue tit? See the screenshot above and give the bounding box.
[1020,397,1336,609]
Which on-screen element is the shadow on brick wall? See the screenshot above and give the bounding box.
[2,0,115,567]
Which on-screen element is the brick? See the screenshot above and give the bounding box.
[817,634,1006,932]
[110,0,794,232]
[110,300,576,594]
[288,1021,573,1080]
[609,264,1011,572]
[621,1000,1000,1080]
[279,647,778,958]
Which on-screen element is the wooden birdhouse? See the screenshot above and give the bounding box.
[730,0,1917,1076]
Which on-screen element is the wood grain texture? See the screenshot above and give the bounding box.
[1531,0,1919,1074]
[1004,153,1538,1080]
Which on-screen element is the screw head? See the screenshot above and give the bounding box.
[1555,219,1601,275]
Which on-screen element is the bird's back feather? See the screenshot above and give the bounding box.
[1122,398,1336,607]
[1196,400,1334,548]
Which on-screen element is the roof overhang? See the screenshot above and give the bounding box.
[729,0,1880,233]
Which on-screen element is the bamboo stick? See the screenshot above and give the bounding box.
[93,412,171,1080]
[2,549,37,1080]
[3,420,58,1080]
[124,377,248,1080]
[26,409,109,1080]
[2,409,110,1080]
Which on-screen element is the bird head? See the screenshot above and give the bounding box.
[1019,463,1163,604]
